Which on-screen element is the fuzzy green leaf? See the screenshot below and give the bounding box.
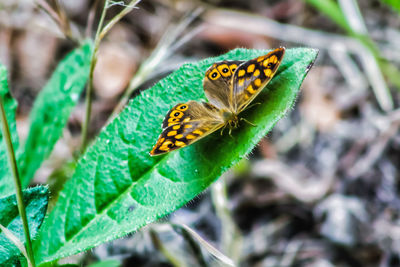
[34,48,318,263]
[0,186,49,266]
[0,64,20,198]
[18,41,93,188]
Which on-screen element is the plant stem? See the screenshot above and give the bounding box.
[0,97,35,266]
[305,0,400,94]
[0,224,30,266]
[211,176,242,265]
[81,0,109,151]
[81,0,142,151]
[149,227,185,267]
[107,8,203,122]
[35,0,77,43]
[99,0,142,40]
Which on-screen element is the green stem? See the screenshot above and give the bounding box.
[0,97,35,266]
[81,0,141,151]
[81,0,109,151]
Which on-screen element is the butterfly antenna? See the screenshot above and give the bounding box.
[244,102,261,111]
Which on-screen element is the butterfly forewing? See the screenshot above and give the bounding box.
[151,101,224,155]
[232,48,285,112]
[203,60,244,110]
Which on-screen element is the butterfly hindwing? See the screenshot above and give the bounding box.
[232,48,285,112]
[203,60,243,110]
[151,101,224,155]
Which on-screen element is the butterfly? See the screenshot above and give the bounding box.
[150,47,285,156]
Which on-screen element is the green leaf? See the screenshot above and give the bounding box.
[0,186,49,266]
[34,48,318,263]
[382,0,400,14]
[18,40,93,188]
[87,259,120,267]
[0,64,19,198]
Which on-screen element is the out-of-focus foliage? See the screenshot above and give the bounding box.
[382,0,400,14]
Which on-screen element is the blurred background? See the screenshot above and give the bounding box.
[1,0,400,266]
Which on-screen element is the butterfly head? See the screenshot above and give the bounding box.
[219,110,239,130]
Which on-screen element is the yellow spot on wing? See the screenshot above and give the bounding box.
[257,56,265,62]
[270,55,278,63]
[247,85,257,94]
[175,141,186,147]
[183,118,190,122]
[238,70,245,77]
[184,124,193,129]
[238,78,244,87]
[173,125,180,130]
[254,78,261,87]
[167,131,177,137]
[247,64,255,73]
[186,134,196,139]
[159,140,173,151]
[193,130,203,135]
[171,111,183,118]
[264,69,272,77]
[175,134,184,139]
[253,69,260,77]
[218,64,230,77]
[209,70,220,80]
[176,104,188,111]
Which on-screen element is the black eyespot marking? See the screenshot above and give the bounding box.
[173,112,180,117]
[167,143,173,148]
[231,68,236,72]
[222,68,229,73]
[211,72,218,78]
[267,63,274,68]
[180,105,187,110]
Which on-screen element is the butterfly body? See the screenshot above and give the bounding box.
[150,48,285,156]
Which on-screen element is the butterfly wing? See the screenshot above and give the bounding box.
[203,60,243,110]
[150,101,224,156]
[231,48,285,113]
